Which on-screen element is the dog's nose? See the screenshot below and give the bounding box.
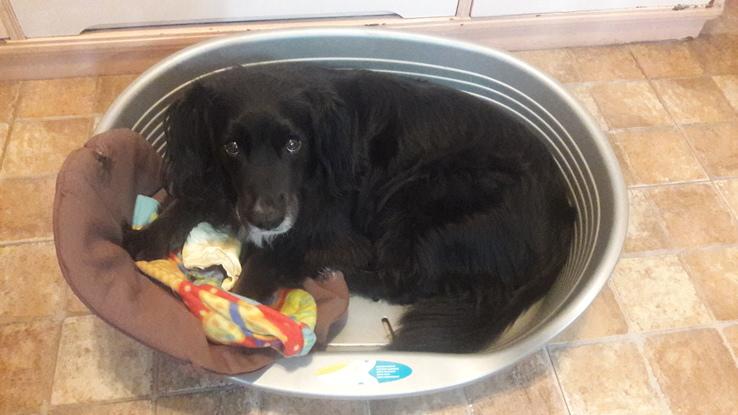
[250,196,285,230]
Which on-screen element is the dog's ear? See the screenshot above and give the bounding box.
[163,81,232,204]
[303,88,354,197]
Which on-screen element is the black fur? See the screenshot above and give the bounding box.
[124,64,576,353]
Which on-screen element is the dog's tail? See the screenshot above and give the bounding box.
[388,257,565,353]
[388,281,549,353]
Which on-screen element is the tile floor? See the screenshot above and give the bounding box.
[2,2,738,414]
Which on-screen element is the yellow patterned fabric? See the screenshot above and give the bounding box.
[136,256,317,357]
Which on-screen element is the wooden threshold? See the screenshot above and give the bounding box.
[0,5,722,81]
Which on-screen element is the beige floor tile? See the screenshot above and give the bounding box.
[50,400,154,415]
[156,388,258,415]
[652,77,735,124]
[156,353,232,394]
[647,183,738,247]
[514,49,580,83]
[688,34,738,75]
[681,247,738,320]
[16,77,97,118]
[51,315,154,405]
[645,329,738,415]
[551,341,668,415]
[715,178,738,213]
[554,285,628,342]
[371,389,468,415]
[94,74,138,113]
[1,118,91,177]
[591,82,671,129]
[259,393,368,415]
[630,41,704,79]
[611,256,711,332]
[64,284,90,315]
[624,190,671,253]
[0,243,65,323]
[566,84,609,131]
[609,127,705,185]
[570,46,644,81]
[682,122,738,178]
[0,176,55,241]
[713,74,738,111]
[0,81,20,123]
[464,351,567,415]
[610,136,635,184]
[723,324,738,357]
[0,320,62,415]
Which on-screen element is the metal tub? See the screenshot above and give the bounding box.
[97,28,627,399]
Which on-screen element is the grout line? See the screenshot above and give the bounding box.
[445,384,473,415]
[633,337,674,415]
[627,172,738,188]
[151,352,161,409]
[46,315,67,413]
[710,73,738,118]
[0,237,54,247]
[48,396,157,412]
[0,84,20,174]
[621,242,738,258]
[363,398,372,415]
[155,383,242,400]
[561,74,715,89]
[154,382,244,399]
[548,319,738,349]
[625,188,674,256]
[606,119,738,135]
[713,179,738,224]
[13,113,102,122]
[0,172,58,181]
[626,178,712,190]
[677,254,720,322]
[0,314,67,328]
[716,322,738,368]
[604,278,635,331]
[461,386,475,415]
[543,346,573,415]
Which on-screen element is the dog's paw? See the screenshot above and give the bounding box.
[120,223,170,260]
[120,223,144,259]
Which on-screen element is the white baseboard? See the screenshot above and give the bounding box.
[0,5,723,80]
[416,6,722,50]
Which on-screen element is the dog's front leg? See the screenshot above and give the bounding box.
[233,250,304,303]
[122,201,196,260]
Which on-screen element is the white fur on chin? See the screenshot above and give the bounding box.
[245,216,294,248]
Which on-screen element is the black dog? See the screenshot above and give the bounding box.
[124,64,576,353]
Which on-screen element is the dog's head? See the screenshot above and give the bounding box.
[163,67,353,242]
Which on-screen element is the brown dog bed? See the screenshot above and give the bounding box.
[53,129,349,375]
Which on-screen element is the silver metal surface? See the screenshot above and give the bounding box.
[97,28,627,399]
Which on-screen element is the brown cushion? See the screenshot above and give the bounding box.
[53,129,349,375]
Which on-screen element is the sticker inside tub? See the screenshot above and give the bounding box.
[314,360,412,385]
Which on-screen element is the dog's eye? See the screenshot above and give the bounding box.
[223,141,239,157]
[285,138,302,154]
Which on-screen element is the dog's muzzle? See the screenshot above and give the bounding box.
[245,194,287,230]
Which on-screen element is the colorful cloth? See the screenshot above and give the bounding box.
[136,257,316,357]
[131,195,160,230]
[132,195,318,357]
